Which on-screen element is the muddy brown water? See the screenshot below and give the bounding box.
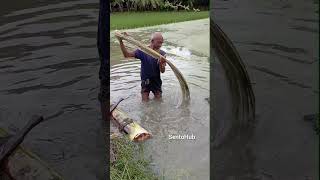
[0,0,106,179]
[110,19,210,179]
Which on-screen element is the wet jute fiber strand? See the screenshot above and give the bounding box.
[211,19,255,146]
[115,31,190,105]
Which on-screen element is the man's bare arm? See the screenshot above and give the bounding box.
[119,40,135,58]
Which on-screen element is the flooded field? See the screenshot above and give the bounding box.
[110,19,210,179]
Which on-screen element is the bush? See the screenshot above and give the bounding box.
[110,0,208,12]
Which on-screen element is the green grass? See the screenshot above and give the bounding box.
[110,11,209,30]
[110,137,158,180]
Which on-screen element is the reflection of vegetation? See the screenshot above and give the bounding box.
[111,11,208,30]
[110,137,158,180]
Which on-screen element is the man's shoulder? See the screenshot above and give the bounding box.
[134,49,144,59]
[136,49,166,59]
[134,49,142,54]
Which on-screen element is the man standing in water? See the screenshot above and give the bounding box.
[117,32,167,102]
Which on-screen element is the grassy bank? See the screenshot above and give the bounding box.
[110,136,158,180]
[111,11,208,30]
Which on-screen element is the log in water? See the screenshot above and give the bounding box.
[110,106,152,142]
[0,128,63,180]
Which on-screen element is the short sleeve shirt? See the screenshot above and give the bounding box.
[134,49,166,81]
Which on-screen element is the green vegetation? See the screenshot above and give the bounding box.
[110,0,209,12]
[111,11,208,30]
[110,137,158,180]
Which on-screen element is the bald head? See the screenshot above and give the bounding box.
[151,32,163,41]
[150,32,164,50]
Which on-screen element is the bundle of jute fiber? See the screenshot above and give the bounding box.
[211,19,255,147]
[115,30,190,105]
